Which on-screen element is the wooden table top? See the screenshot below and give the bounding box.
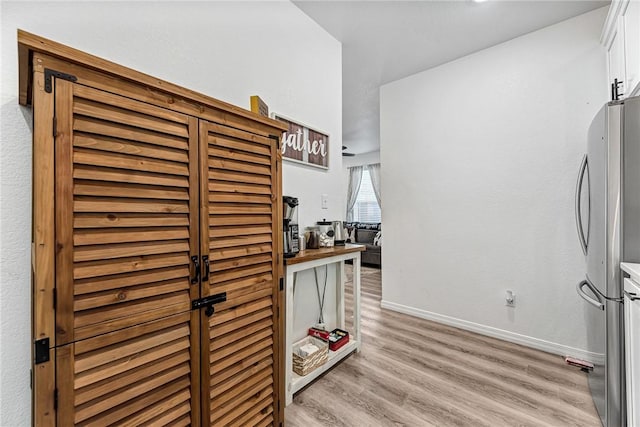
[284,244,365,266]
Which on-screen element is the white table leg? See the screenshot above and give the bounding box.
[286,268,295,405]
[337,260,345,330]
[354,253,362,352]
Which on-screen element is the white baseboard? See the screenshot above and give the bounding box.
[380,300,604,365]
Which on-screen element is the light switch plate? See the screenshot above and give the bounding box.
[321,194,328,209]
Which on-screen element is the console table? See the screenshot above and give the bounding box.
[284,244,365,405]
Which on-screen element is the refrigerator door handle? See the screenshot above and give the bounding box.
[575,154,589,255]
[624,290,640,301]
[576,280,604,310]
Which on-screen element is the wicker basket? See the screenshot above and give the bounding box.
[292,336,328,376]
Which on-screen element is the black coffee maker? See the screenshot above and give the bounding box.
[283,196,300,258]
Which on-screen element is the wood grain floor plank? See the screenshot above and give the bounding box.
[346,349,543,427]
[286,266,600,427]
[359,316,594,413]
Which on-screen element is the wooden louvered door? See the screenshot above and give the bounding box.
[53,80,201,425]
[199,121,281,426]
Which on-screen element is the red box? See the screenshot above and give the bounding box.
[308,327,329,341]
[328,329,349,352]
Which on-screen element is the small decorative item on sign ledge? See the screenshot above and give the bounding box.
[250,95,269,117]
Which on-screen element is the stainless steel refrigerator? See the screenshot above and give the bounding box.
[575,95,640,427]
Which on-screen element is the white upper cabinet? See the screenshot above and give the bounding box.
[610,19,626,96]
[624,0,640,95]
[603,0,640,99]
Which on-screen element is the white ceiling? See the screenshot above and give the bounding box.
[293,0,610,155]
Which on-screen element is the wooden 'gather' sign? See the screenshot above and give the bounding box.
[273,113,329,169]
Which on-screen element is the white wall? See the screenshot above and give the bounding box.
[0,2,341,424]
[342,150,380,169]
[380,8,608,359]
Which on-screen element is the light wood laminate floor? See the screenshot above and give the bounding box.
[285,266,601,427]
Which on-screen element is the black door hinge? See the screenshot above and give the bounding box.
[192,293,227,317]
[54,388,58,410]
[34,338,50,365]
[52,288,56,309]
[279,277,284,291]
[52,116,57,137]
[44,68,77,93]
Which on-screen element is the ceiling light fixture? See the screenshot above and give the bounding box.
[472,0,488,3]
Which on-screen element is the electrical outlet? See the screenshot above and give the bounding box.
[505,290,516,307]
[321,194,328,209]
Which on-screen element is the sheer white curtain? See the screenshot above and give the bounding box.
[346,166,363,221]
[367,163,381,209]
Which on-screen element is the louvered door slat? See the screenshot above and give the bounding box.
[74,213,190,229]
[74,181,190,200]
[209,244,273,262]
[209,274,274,299]
[209,146,271,166]
[73,98,189,138]
[74,116,190,150]
[54,81,199,425]
[74,227,189,245]
[211,308,274,339]
[74,266,189,295]
[233,397,274,427]
[209,181,272,195]
[208,157,272,175]
[209,214,272,226]
[73,133,189,162]
[209,348,273,387]
[74,148,190,175]
[74,197,190,213]
[211,318,273,351]
[212,385,273,426]
[73,253,189,279]
[200,120,280,426]
[209,203,272,215]
[209,192,273,204]
[209,169,271,185]
[210,135,272,157]
[74,165,190,188]
[211,254,273,272]
[211,366,273,404]
[210,328,274,364]
[256,414,275,427]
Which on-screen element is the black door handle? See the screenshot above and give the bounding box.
[191,255,200,284]
[202,255,210,282]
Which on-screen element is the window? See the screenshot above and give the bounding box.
[352,169,381,222]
